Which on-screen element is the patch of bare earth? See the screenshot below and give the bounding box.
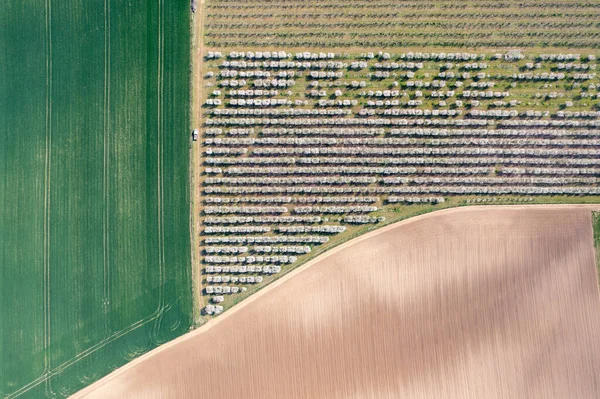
[74,205,600,399]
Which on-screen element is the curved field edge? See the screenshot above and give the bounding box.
[0,1,191,398]
[73,203,600,398]
[195,197,600,324]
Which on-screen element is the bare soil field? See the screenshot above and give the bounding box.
[74,205,600,399]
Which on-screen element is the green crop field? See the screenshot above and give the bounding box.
[0,1,191,397]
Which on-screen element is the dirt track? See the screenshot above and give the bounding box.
[190,0,206,320]
[73,205,600,399]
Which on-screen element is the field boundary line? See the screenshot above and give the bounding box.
[180,203,600,333]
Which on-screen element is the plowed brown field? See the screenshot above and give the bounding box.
[74,205,600,399]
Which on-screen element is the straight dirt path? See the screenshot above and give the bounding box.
[190,0,206,323]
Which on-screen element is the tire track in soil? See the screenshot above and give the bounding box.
[102,0,112,338]
[152,0,167,344]
[43,0,54,397]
